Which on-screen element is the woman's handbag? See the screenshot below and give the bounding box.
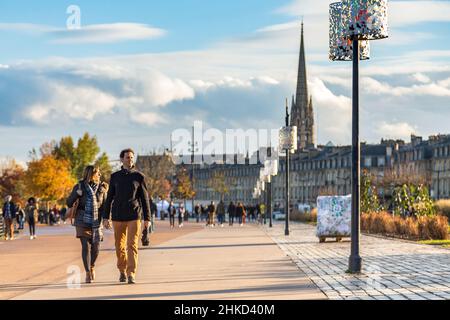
[66,184,82,225]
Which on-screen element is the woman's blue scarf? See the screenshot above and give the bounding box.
[83,182,99,226]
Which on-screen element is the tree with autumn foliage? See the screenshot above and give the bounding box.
[0,158,26,204]
[137,153,175,200]
[208,171,230,201]
[23,155,76,204]
[173,167,195,201]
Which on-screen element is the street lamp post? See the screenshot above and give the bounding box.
[188,126,199,222]
[349,37,362,273]
[285,102,290,236]
[279,99,297,236]
[258,148,278,228]
[330,0,389,274]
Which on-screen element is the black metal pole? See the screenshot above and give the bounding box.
[349,38,362,273]
[268,180,273,228]
[437,171,440,200]
[267,147,273,228]
[285,101,290,236]
[191,126,197,223]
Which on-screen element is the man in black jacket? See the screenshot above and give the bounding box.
[103,149,151,284]
[2,195,17,241]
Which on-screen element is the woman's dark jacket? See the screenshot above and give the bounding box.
[66,181,108,228]
[2,202,17,219]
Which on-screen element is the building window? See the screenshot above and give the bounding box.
[364,157,372,167]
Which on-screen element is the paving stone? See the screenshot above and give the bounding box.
[263,222,450,301]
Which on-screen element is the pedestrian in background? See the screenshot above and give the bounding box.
[236,202,243,226]
[236,202,246,226]
[67,165,108,284]
[25,198,38,240]
[178,204,185,228]
[208,201,216,227]
[228,201,235,226]
[168,201,176,229]
[2,195,17,241]
[60,206,67,224]
[17,204,25,230]
[150,198,157,233]
[195,204,200,223]
[200,204,207,222]
[217,200,225,227]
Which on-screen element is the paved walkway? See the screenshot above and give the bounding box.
[263,221,450,300]
[0,221,203,300]
[12,224,325,300]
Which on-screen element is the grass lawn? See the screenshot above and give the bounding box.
[419,239,450,248]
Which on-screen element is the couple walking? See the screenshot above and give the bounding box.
[67,148,151,284]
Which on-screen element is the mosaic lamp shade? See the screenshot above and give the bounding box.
[329,1,370,61]
[279,126,298,153]
[343,0,389,40]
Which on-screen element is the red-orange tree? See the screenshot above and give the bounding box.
[0,158,26,204]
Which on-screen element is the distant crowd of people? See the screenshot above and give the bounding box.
[1,195,70,241]
[192,201,266,227]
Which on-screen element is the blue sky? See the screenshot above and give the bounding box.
[0,0,288,60]
[0,0,450,164]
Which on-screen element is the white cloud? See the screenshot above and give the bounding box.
[130,112,168,127]
[52,23,166,44]
[412,73,431,84]
[309,77,352,143]
[24,84,117,124]
[362,77,450,97]
[437,77,450,88]
[4,61,195,126]
[376,122,417,140]
[390,1,450,27]
[0,22,166,44]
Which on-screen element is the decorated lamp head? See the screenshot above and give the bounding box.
[329,1,370,61]
[342,0,389,40]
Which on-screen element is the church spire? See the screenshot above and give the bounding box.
[295,21,308,114]
[291,21,315,151]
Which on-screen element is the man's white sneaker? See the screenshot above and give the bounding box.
[30,236,33,240]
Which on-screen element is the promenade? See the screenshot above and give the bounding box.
[3,221,325,300]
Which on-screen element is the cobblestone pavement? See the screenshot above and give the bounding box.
[263,221,450,300]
